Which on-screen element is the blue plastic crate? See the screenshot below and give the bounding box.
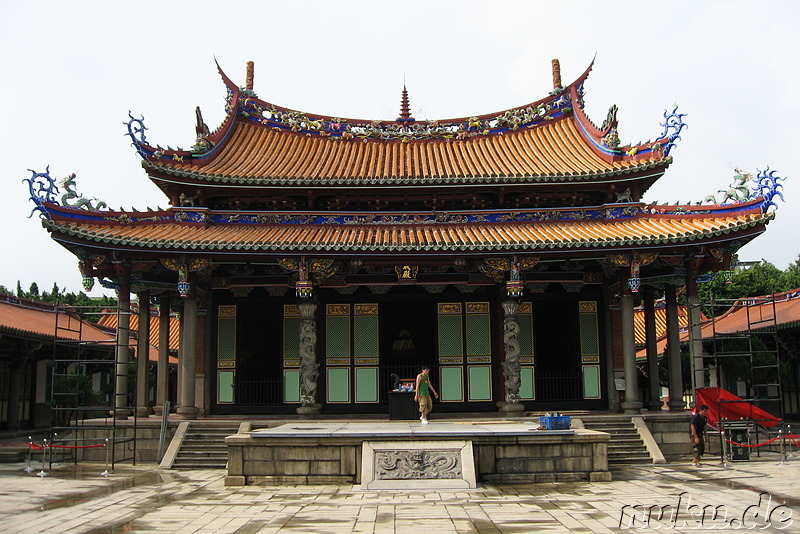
[539,415,571,430]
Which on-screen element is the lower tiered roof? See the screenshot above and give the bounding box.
[40,200,772,257]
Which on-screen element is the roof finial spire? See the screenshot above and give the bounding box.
[551,59,562,89]
[246,61,255,91]
[397,83,414,124]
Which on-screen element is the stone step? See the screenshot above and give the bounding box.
[0,449,27,463]
[182,432,236,441]
[609,444,645,451]
[177,450,228,458]
[169,423,239,470]
[584,425,636,434]
[608,447,649,457]
[611,457,653,465]
[180,444,227,451]
[172,462,227,469]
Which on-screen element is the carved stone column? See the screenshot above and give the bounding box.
[498,299,524,415]
[297,301,321,416]
[177,286,198,420]
[643,289,662,411]
[620,278,642,414]
[135,293,152,417]
[665,284,686,410]
[115,271,132,419]
[153,296,171,416]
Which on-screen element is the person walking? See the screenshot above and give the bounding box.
[415,367,438,424]
[690,404,709,467]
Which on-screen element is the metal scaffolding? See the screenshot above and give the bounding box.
[49,302,137,468]
[706,294,782,415]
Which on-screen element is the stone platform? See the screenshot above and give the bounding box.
[224,421,611,486]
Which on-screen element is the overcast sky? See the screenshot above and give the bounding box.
[1,1,798,297]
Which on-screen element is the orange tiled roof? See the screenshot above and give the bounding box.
[96,307,180,353]
[146,119,668,186]
[633,303,689,346]
[0,298,113,344]
[0,297,176,363]
[45,206,772,254]
[135,61,674,188]
[636,289,800,358]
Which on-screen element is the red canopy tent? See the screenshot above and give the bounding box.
[694,387,781,428]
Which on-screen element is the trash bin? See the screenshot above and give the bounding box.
[729,428,750,461]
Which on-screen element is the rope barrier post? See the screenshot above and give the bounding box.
[788,425,794,460]
[51,432,58,468]
[37,439,48,477]
[101,438,110,477]
[779,429,786,465]
[24,436,34,473]
[718,420,727,467]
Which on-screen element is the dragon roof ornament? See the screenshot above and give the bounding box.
[658,105,688,157]
[24,167,109,220]
[702,167,786,213]
[23,166,58,220]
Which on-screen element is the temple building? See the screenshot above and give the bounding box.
[25,59,785,419]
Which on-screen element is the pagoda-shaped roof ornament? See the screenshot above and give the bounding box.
[396,85,414,124]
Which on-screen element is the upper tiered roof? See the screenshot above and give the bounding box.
[126,60,683,210]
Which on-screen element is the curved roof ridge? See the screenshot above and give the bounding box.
[218,59,593,128]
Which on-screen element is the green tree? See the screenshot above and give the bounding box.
[782,255,800,290]
[28,282,39,298]
[16,280,23,298]
[699,260,786,316]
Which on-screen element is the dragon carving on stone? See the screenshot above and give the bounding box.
[298,302,320,407]
[501,300,522,405]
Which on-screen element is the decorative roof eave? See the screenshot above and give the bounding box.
[38,188,769,226]
[123,61,242,165]
[143,157,671,188]
[43,208,773,256]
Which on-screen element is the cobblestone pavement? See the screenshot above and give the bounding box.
[0,454,799,533]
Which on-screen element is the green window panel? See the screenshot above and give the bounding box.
[582,365,601,399]
[518,311,534,359]
[440,366,464,402]
[438,315,463,358]
[466,313,491,357]
[354,315,379,358]
[284,369,300,403]
[283,317,300,359]
[579,308,599,357]
[217,370,234,404]
[217,317,237,367]
[326,316,351,359]
[468,365,492,401]
[355,367,378,403]
[327,367,350,403]
[520,366,535,400]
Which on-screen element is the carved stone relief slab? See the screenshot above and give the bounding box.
[361,440,476,490]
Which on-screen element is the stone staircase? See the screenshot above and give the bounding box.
[581,416,652,465]
[171,422,240,470]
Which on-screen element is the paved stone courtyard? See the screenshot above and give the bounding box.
[0,452,798,533]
